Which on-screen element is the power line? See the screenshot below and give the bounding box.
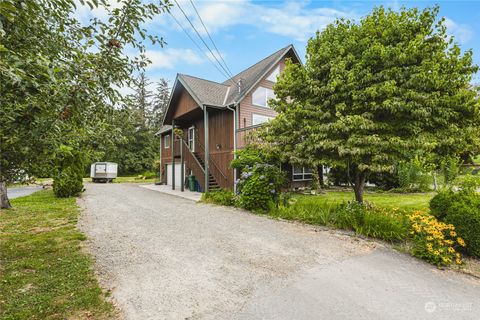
[172,0,236,84]
[188,0,234,79]
[168,11,231,80]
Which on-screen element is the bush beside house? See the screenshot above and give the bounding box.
[429,182,480,258]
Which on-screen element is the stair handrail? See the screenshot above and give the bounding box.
[181,138,205,173]
[195,135,227,180]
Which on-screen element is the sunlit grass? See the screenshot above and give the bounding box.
[0,190,114,320]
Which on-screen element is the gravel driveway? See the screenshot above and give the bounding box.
[78,183,480,320]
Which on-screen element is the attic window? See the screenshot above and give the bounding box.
[267,65,280,82]
[252,86,276,108]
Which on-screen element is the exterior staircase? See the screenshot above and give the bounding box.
[192,152,220,191]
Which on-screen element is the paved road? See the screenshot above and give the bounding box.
[78,183,480,320]
[7,186,43,199]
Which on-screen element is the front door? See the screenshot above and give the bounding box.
[188,126,195,152]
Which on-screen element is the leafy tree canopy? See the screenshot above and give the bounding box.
[267,6,480,203]
[0,0,170,207]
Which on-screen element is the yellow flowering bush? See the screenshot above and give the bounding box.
[408,211,465,266]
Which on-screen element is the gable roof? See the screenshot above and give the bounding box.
[222,44,299,105]
[178,74,229,107]
[162,44,301,125]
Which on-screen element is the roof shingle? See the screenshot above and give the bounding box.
[173,44,296,108]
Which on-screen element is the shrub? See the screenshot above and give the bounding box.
[397,156,433,192]
[429,189,456,220]
[445,208,480,257]
[232,146,285,212]
[235,164,286,212]
[429,187,480,257]
[53,145,84,198]
[335,202,409,241]
[202,190,236,206]
[368,171,400,190]
[440,156,462,186]
[408,211,464,266]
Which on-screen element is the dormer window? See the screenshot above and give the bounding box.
[252,86,276,108]
[267,65,281,82]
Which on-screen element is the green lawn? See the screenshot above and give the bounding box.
[0,191,114,320]
[294,190,433,211]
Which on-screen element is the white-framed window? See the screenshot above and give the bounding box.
[164,134,170,149]
[266,65,280,82]
[292,166,312,181]
[187,126,195,152]
[252,86,276,108]
[252,113,274,126]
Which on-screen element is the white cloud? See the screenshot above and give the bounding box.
[143,48,204,70]
[72,0,121,24]
[444,17,473,44]
[169,0,358,41]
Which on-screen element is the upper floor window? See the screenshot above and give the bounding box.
[266,65,280,82]
[164,135,170,149]
[252,113,274,126]
[252,86,276,108]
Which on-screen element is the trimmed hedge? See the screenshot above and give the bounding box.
[429,190,480,257]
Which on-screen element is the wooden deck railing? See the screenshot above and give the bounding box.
[196,138,228,183]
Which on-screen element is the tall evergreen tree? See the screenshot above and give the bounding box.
[151,78,170,128]
[132,72,153,121]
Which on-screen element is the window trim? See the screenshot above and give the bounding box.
[252,86,275,108]
[251,113,274,126]
[292,165,312,181]
[164,134,171,149]
[187,126,195,152]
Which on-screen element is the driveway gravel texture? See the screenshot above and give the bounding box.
[78,183,480,320]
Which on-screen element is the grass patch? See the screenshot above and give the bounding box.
[269,190,433,242]
[83,176,156,184]
[293,190,433,211]
[0,190,114,320]
[113,176,156,183]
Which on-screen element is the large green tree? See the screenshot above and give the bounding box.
[0,0,170,208]
[268,6,479,203]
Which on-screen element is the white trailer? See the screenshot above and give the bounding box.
[90,162,118,183]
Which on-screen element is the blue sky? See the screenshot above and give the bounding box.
[77,1,480,89]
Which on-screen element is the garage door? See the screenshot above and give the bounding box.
[166,163,184,187]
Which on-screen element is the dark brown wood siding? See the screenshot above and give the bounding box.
[160,108,235,191]
[207,109,234,190]
[172,88,199,119]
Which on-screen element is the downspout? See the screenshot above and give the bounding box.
[171,120,175,190]
[226,103,238,194]
[159,134,162,184]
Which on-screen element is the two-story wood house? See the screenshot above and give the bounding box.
[157,44,312,192]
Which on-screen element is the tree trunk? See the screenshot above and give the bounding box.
[0,181,12,209]
[317,165,324,187]
[353,170,367,204]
